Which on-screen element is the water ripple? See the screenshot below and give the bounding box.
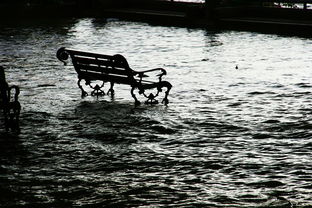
[1,18,312,207]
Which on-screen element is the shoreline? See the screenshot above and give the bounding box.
[1,1,312,36]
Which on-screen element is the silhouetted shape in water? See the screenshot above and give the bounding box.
[56,47,172,105]
[0,66,21,131]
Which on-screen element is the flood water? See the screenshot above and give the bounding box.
[1,18,312,207]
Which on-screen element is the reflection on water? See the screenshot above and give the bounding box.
[1,18,312,207]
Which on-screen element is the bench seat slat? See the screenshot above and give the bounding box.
[79,71,156,85]
[74,56,112,66]
[73,56,126,69]
[69,50,112,60]
[77,64,131,76]
[79,71,133,85]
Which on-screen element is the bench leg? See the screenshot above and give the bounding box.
[91,84,105,97]
[107,82,115,96]
[131,87,141,106]
[2,102,21,131]
[3,109,9,131]
[78,79,88,97]
[12,101,20,130]
[145,93,159,104]
[161,81,172,105]
[14,104,20,131]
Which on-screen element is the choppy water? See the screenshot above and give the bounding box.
[1,18,312,207]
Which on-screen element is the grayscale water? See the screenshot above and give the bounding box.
[1,18,312,207]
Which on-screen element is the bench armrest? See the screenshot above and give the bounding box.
[134,68,167,82]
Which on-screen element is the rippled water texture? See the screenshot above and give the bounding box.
[1,18,312,207]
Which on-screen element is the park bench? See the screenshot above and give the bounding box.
[0,66,21,131]
[56,47,172,105]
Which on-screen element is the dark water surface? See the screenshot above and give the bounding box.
[1,18,312,207]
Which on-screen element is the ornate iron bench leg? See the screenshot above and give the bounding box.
[161,81,172,105]
[12,97,21,131]
[78,79,88,97]
[107,82,115,96]
[14,103,21,131]
[3,101,21,131]
[131,87,141,106]
[91,84,105,97]
[3,109,9,131]
[145,93,159,104]
[1,85,21,131]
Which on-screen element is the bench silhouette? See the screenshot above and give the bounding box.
[57,47,172,105]
[0,66,21,131]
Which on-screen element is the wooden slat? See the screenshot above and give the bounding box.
[77,64,130,76]
[73,55,127,69]
[68,49,112,60]
[78,71,157,86]
[79,71,134,85]
[74,56,111,66]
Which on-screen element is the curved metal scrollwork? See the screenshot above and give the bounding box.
[89,81,105,97]
[141,90,160,105]
[56,47,70,65]
[77,79,88,97]
[77,79,107,98]
[112,54,130,68]
[134,81,171,105]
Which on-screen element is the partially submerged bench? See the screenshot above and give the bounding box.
[0,66,21,131]
[56,47,172,105]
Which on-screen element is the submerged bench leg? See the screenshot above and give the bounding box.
[10,103,20,131]
[3,109,10,131]
[131,87,141,106]
[161,81,172,105]
[91,84,105,97]
[3,101,21,132]
[107,82,115,96]
[131,81,172,105]
[145,93,159,104]
[2,84,21,131]
[14,104,21,130]
[77,79,88,97]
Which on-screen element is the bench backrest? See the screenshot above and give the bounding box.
[57,48,137,85]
